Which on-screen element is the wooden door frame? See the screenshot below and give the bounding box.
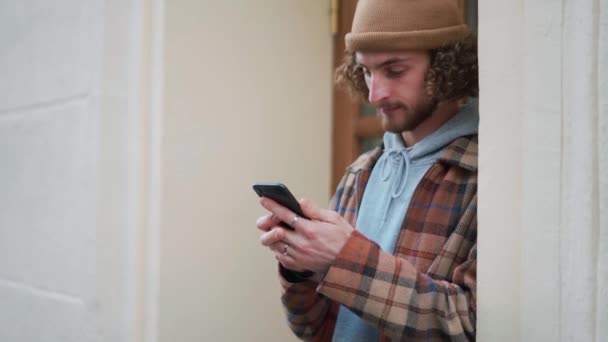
[331,0,359,192]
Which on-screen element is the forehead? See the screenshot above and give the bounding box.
[354,50,429,68]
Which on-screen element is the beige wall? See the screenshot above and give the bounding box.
[160,1,332,341]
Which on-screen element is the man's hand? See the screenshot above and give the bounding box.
[256,197,354,275]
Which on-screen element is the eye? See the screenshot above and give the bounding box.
[386,67,406,78]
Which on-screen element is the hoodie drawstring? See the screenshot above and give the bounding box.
[377,148,411,224]
[380,149,411,199]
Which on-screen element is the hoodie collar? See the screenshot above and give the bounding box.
[347,134,478,174]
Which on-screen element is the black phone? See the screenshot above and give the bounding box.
[253,182,315,279]
[253,182,308,229]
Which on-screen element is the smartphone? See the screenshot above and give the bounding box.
[252,182,308,229]
[253,182,315,279]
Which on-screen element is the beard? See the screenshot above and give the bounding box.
[378,97,438,133]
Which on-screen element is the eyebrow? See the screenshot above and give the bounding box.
[357,57,411,69]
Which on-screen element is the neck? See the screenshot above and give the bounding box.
[401,98,463,146]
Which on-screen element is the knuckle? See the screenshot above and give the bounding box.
[274,228,285,240]
[302,227,316,240]
[260,236,272,247]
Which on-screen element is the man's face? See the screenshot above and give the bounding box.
[355,51,436,133]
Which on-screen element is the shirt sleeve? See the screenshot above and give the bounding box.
[278,268,339,341]
[275,180,346,341]
[317,228,477,341]
[279,163,477,341]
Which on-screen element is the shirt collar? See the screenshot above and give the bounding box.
[347,134,478,173]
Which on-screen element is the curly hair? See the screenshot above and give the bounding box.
[335,33,478,102]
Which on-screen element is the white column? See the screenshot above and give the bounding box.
[479,0,608,341]
[561,0,607,340]
[0,0,163,341]
[477,0,524,340]
[520,0,562,340]
[597,2,608,339]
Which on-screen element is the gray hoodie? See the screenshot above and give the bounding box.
[332,98,479,342]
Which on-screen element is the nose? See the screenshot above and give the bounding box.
[367,75,389,105]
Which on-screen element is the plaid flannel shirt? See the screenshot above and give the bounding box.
[279,135,478,341]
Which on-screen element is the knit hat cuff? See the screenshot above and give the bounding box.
[345,24,469,51]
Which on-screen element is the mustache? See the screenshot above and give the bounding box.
[376,102,407,113]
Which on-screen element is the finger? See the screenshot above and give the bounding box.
[272,244,306,272]
[269,240,304,259]
[299,198,339,223]
[270,241,291,256]
[260,224,305,252]
[275,253,305,272]
[259,197,303,229]
[259,227,287,247]
[256,213,280,232]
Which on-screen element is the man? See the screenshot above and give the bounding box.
[256,0,478,340]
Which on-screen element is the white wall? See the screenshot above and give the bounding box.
[476,1,524,340]
[478,0,608,341]
[160,1,332,341]
[0,1,162,341]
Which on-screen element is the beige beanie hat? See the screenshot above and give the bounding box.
[345,0,470,52]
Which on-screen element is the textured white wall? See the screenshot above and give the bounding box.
[160,1,332,341]
[559,0,607,340]
[477,0,524,340]
[0,1,103,341]
[479,0,608,341]
[519,0,562,340]
[0,1,161,341]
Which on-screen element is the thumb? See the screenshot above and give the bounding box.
[300,198,338,223]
